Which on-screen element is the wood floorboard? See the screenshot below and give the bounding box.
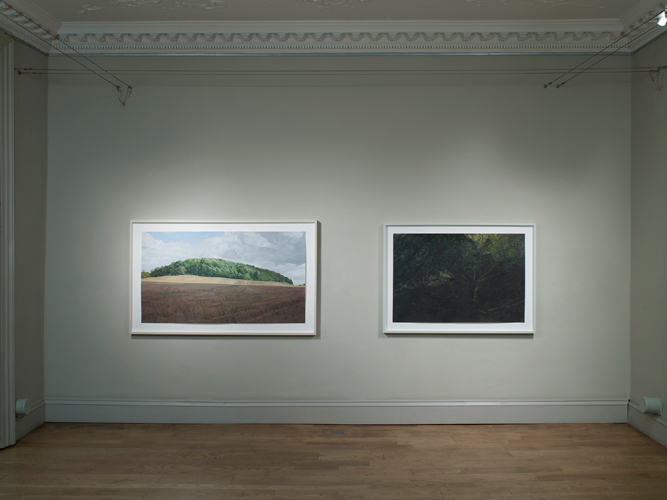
[0,423,666,499]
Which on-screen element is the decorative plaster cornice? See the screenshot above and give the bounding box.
[619,1,666,51]
[620,0,663,28]
[0,1,56,53]
[2,0,60,32]
[0,1,664,55]
[54,30,633,55]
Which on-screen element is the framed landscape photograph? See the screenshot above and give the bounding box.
[384,224,534,334]
[131,222,317,335]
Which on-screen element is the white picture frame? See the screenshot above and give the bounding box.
[384,224,535,334]
[131,221,317,335]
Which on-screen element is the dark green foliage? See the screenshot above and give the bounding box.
[149,258,293,285]
[393,233,525,323]
[141,271,151,279]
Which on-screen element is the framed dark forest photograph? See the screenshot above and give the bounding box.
[384,224,534,334]
[131,222,317,335]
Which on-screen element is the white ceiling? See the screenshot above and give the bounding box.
[0,0,664,55]
[23,0,645,23]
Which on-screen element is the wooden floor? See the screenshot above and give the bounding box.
[1,423,666,499]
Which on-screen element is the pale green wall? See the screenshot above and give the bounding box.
[44,55,631,404]
[630,34,667,408]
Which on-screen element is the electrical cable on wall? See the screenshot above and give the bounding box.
[0,2,133,106]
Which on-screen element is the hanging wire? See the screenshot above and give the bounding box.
[650,65,666,90]
[0,2,133,105]
[544,9,665,89]
[12,66,663,77]
[556,25,660,88]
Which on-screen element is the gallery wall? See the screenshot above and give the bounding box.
[0,32,49,438]
[629,34,667,444]
[44,54,632,423]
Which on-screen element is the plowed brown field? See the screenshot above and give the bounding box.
[141,276,305,324]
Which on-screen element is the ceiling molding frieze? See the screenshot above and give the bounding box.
[54,30,634,55]
[0,1,664,55]
[0,1,56,53]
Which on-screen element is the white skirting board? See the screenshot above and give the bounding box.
[15,400,45,440]
[628,403,667,448]
[45,399,628,425]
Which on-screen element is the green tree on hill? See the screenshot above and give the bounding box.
[149,257,293,285]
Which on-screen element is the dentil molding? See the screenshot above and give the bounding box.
[0,0,664,55]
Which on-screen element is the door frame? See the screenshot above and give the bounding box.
[0,41,15,449]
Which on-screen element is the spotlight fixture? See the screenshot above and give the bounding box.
[658,8,667,26]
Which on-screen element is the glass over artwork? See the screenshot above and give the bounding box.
[384,225,534,334]
[131,222,317,335]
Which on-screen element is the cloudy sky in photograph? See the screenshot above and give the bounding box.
[142,231,307,284]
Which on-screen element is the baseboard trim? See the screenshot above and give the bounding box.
[15,399,45,440]
[628,402,667,448]
[45,399,628,425]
